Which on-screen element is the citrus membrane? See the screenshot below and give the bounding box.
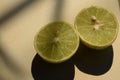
[75,6,119,49]
[34,21,79,63]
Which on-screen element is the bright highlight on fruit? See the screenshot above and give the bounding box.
[75,6,119,49]
[34,21,79,63]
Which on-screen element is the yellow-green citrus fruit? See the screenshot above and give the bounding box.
[75,6,119,49]
[34,21,79,63]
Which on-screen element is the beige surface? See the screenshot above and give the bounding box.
[0,0,120,80]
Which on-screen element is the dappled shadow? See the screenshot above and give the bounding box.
[0,0,41,76]
[118,0,120,9]
[0,47,23,75]
[31,54,75,80]
[71,43,113,76]
[0,0,41,25]
[52,0,65,20]
[0,0,65,79]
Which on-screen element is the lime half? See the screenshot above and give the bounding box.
[34,21,79,63]
[75,6,119,49]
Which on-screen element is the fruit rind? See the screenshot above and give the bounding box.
[34,21,79,63]
[75,6,119,49]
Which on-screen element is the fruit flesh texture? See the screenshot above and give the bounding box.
[34,22,79,63]
[75,6,119,49]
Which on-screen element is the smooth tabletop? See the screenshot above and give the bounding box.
[0,0,120,80]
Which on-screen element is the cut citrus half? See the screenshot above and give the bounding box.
[75,6,119,49]
[34,21,79,63]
